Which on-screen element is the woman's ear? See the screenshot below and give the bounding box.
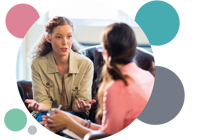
[46,34,51,43]
[105,51,110,61]
[103,49,110,62]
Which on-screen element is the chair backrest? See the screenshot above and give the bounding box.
[17,80,32,112]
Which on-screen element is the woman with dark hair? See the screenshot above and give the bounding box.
[25,16,96,119]
[40,23,154,137]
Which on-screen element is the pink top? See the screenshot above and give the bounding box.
[99,62,154,134]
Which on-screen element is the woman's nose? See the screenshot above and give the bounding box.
[63,38,68,44]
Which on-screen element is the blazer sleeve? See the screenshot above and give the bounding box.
[31,60,52,108]
[72,60,94,111]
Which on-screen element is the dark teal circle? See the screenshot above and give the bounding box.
[133,0,182,48]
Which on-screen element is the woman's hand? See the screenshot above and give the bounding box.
[75,99,96,113]
[38,116,54,135]
[40,109,71,133]
[25,99,42,112]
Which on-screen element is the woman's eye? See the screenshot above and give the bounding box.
[55,35,72,39]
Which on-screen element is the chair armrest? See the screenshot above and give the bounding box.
[17,80,33,112]
[84,131,112,140]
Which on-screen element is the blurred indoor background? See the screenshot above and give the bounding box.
[16,1,151,81]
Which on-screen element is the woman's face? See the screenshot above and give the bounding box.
[47,25,73,57]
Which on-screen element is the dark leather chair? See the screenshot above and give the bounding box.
[17,45,155,140]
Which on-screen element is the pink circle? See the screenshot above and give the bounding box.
[6,4,40,38]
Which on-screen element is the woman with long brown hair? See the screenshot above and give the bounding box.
[25,16,96,120]
[40,22,154,137]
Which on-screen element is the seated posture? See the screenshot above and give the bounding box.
[40,22,155,138]
[26,16,95,120]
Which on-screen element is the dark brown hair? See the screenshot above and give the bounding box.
[30,16,81,59]
[96,23,137,124]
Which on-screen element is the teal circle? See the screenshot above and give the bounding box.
[4,108,27,131]
[135,1,180,45]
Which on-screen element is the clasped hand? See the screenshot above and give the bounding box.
[40,109,70,133]
[39,99,96,133]
[75,99,96,112]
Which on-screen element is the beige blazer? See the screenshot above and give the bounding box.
[31,49,94,112]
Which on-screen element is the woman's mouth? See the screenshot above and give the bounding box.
[61,48,68,52]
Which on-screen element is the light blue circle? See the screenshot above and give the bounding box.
[26,124,39,137]
[2,106,29,133]
[135,1,180,45]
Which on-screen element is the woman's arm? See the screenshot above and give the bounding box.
[30,60,52,112]
[63,111,101,130]
[66,117,92,138]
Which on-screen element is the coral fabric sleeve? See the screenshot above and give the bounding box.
[99,62,154,134]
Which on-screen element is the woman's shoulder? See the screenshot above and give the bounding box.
[31,52,50,66]
[104,80,125,94]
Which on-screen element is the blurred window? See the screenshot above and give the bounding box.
[47,1,138,27]
[16,41,25,80]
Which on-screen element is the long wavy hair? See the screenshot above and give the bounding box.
[29,16,81,59]
[95,23,137,124]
